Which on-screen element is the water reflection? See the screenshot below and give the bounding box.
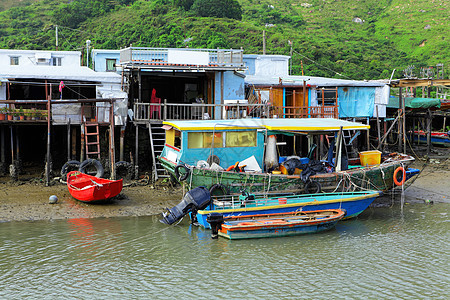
[0,202,448,299]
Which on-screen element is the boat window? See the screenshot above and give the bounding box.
[188,132,223,149]
[165,129,182,149]
[225,131,257,147]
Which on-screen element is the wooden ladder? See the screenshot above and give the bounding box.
[85,122,100,159]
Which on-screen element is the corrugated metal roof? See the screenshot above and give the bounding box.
[1,65,121,83]
[245,75,386,87]
[163,118,370,131]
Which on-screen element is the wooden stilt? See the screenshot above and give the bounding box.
[427,109,432,156]
[376,105,381,149]
[67,119,71,161]
[120,125,125,161]
[0,126,5,174]
[71,126,77,160]
[366,118,370,151]
[80,123,85,162]
[10,125,13,163]
[15,127,19,162]
[109,101,116,180]
[45,84,52,186]
[398,88,403,152]
[135,124,139,179]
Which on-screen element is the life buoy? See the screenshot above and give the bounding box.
[304,180,321,194]
[61,160,81,180]
[393,166,406,186]
[79,159,104,178]
[174,164,190,181]
[209,183,229,197]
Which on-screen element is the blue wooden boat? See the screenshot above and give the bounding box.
[413,131,450,147]
[215,209,345,240]
[194,190,382,228]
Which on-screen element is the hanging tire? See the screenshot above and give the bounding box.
[115,161,133,180]
[61,160,81,180]
[174,164,190,181]
[79,159,104,178]
[209,183,229,197]
[304,180,321,194]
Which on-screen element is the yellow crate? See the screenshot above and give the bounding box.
[359,150,381,166]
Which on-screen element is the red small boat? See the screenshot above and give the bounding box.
[67,171,123,203]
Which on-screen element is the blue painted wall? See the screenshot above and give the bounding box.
[92,50,120,72]
[214,71,245,119]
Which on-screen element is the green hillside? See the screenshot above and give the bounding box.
[0,0,448,80]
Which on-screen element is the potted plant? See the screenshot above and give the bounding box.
[7,108,13,121]
[25,112,32,120]
[19,107,25,121]
[35,111,42,120]
[13,109,20,120]
[0,107,6,121]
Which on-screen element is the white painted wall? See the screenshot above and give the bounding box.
[0,49,81,68]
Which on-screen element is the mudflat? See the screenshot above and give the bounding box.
[0,152,448,223]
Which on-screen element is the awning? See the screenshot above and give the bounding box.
[163,118,370,132]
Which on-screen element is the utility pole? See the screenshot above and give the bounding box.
[55,26,58,51]
[263,30,266,55]
[289,40,293,75]
[86,40,91,68]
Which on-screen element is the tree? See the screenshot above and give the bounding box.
[190,0,242,20]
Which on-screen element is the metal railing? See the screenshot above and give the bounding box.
[133,101,270,121]
[271,105,338,119]
[120,47,244,67]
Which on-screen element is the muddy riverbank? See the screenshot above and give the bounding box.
[0,148,448,222]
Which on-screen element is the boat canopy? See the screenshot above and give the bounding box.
[163,118,370,132]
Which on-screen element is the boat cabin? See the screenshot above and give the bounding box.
[160,118,371,173]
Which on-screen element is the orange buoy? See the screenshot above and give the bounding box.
[393,166,406,186]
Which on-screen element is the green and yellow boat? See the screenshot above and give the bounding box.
[158,118,416,195]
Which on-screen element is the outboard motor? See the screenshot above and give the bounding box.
[161,186,211,225]
[206,213,224,239]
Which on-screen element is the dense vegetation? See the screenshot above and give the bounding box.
[0,0,448,80]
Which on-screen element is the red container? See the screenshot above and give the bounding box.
[278,198,287,205]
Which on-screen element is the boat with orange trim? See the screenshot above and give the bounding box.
[206,209,345,240]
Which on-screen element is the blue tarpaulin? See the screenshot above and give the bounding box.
[338,87,375,118]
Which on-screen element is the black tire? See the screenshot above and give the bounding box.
[61,160,81,179]
[79,159,104,178]
[304,180,321,194]
[115,161,133,180]
[209,183,229,197]
[174,164,190,181]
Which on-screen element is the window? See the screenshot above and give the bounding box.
[225,131,257,147]
[52,57,62,66]
[10,56,19,65]
[188,132,223,149]
[106,59,116,72]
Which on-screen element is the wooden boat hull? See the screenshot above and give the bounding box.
[218,209,345,239]
[67,171,123,203]
[413,131,450,147]
[159,154,414,194]
[196,191,381,228]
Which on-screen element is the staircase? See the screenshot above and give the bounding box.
[85,122,100,159]
[148,123,168,181]
[342,130,360,160]
[326,130,360,161]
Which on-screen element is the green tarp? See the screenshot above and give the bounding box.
[387,97,441,109]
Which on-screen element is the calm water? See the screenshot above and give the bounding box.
[0,201,448,299]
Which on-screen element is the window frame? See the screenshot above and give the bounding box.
[106,59,117,72]
[9,56,19,65]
